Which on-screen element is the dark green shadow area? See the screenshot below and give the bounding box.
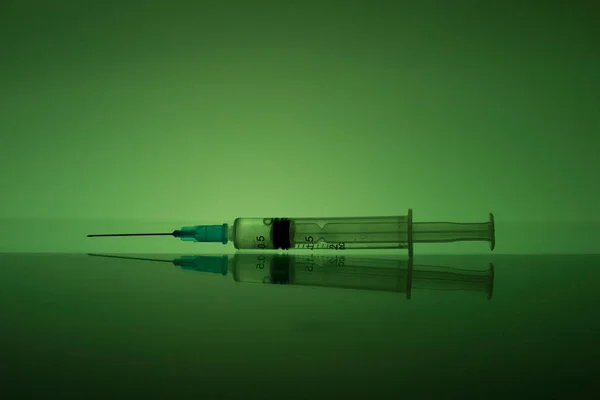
[1,253,598,399]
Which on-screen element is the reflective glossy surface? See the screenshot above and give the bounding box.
[1,254,598,399]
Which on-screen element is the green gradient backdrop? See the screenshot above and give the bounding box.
[1,0,599,254]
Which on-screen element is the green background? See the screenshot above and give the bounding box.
[1,0,599,254]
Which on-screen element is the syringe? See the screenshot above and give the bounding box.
[87,209,495,256]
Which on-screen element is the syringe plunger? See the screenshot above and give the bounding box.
[412,214,495,250]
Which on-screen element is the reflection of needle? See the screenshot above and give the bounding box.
[87,253,172,263]
[87,253,230,275]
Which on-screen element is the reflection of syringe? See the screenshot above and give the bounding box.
[88,253,495,299]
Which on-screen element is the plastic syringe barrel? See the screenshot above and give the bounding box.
[412,213,495,250]
[231,210,495,254]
